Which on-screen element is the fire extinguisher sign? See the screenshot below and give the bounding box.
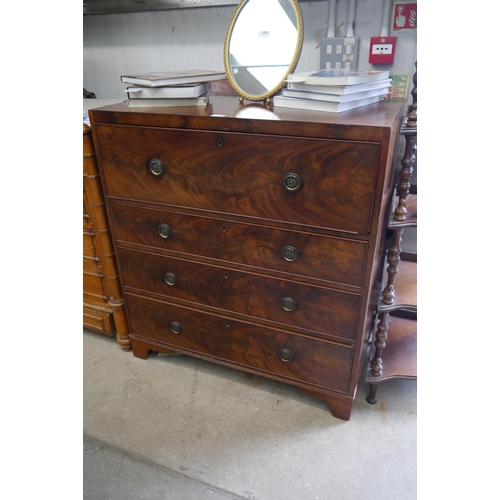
[392,1,417,32]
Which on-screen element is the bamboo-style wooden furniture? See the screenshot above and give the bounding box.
[83,123,131,351]
[366,63,417,403]
[89,96,404,420]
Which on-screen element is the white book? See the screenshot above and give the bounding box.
[286,69,390,86]
[286,79,392,95]
[126,82,212,99]
[121,69,226,87]
[281,86,389,103]
[273,94,384,113]
[126,94,209,108]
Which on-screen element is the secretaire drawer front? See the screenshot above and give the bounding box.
[96,125,379,233]
[127,294,353,393]
[119,248,361,341]
[112,205,367,287]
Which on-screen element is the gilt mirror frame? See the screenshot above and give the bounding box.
[223,0,304,103]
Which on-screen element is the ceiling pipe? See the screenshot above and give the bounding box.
[380,0,391,36]
[327,0,337,38]
[346,0,356,37]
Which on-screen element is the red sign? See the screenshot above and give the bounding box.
[392,2,417,31]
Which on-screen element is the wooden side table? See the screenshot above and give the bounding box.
[83,121,130,351]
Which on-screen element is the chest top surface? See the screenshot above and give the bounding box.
[89,95,404,142]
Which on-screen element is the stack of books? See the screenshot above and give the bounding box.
[120,69,226,108]
[273,69,392,113]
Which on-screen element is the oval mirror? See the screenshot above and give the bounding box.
[224,0,303,103]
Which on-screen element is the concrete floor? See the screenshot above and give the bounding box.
[83,328,417,500]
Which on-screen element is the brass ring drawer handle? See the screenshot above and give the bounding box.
[164,272,178,286]
[149,158,165,176]
[279,348,294,362]
[170,321,182,335]
[281,297,297,312]
[283,172,301,192]
[282,246,299,262]
[158,223,172,239]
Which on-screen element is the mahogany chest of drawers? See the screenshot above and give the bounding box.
[89,97,402,420]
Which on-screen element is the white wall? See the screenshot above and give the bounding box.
[83,0,417,252]
[83,0,417,99]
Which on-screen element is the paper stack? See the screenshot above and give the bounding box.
[120,69,226,108]
[274,69,392,113]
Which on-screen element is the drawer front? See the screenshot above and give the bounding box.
[111,205,367,288]
[83,305,114,336]
[119,248,361,341]
[83,231,97,259]
[83,213,93,231]
[96,126,379,234]
[83,255,101,274]
[83,186,92,227]
[127,294,353,393]
[83,270,104,296]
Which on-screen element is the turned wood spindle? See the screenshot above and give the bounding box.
[381,228,404,305]
[394,61,417,222]
[394,133,416,222]
[369,311,389,378]
[406,62,417,128]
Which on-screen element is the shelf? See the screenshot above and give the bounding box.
[366,62,416,404]
[390,193,417,228]
[366,315,417,383]
[388,186,417,229]
[379,254,417,315]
